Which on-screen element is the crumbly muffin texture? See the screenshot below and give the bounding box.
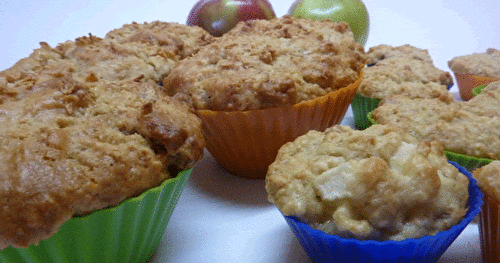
[266,124,469,241]
[366,44,434,65]
[0,21,208,250]
[358,68,453,100]
[473,161,500,201]
[357,44,453,99]
[163,16,366,111]
[105,21,213,60]
[448,48,500,78]
[0,22,213,104]
[372,81,500,159]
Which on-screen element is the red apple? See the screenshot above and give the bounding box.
[288,0,370,46]
[187,0,276,37]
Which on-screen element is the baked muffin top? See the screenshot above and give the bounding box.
[0,22,207,250]
[0,22,213,105]
[473,161,500,201]
[448,48,500,78]
[357,44,454,98]
[366,44,434,65]
[266,124,469,241]
[372,81,500,159]
[105,20,214,63]
[358,65,453,100]
[162,16,366,111]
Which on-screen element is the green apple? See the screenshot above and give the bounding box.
[288,0,370,46]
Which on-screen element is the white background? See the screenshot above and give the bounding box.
[1,0,499,262]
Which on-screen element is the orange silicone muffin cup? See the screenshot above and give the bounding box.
[454,73,499,101]
[479,193,500,263]
[196,73,363,179]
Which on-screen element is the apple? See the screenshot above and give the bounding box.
[288,0,370,46]
[187,0,276,37]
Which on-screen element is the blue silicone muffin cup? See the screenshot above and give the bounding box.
[283,161,483,263]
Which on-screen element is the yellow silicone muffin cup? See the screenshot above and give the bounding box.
[196,73,363,179]
[0,169,192,263]
[454,73,499,101]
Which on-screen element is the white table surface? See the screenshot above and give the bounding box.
[1,0,499,262]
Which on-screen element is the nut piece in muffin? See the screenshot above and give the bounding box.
[163,15,366,111]
[266,124,469,241]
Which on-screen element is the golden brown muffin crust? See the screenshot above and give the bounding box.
[366,44,434,65]
[448,48,500,78]
[473,161,500,201]
[357,44,454,99]
[372,82,500,159]
[163,16,365,111]
[0,21,208,250]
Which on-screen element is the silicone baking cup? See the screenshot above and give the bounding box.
[283,161,483,263]
[196,73,363,179]
[0,169,192,263]
[479,193,500,263]
[472,84,488,97]
[453,73,499,101]
[350,93,380,130]
[444,151,493,173]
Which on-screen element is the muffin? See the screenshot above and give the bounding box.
[371,82,500,171]
[448,48,500,101]
[474,161,500,263]
[164,15,365,178]
[365,44,435,65]
[352,44,454,130]
[0,21,214,104]
[266,124,481,262]
[0,21,207,262]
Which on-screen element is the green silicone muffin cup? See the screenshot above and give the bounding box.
[368,110,493,172]
[0,169,192,263]
[444,151,493,172]
[351,93,380,130]
[472,84,488,97]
